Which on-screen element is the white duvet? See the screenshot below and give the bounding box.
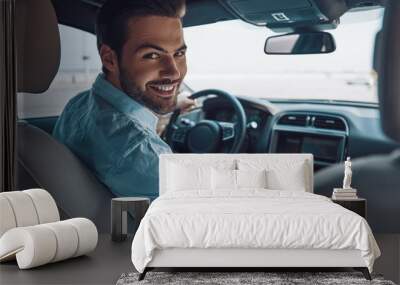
[131,190,380,273]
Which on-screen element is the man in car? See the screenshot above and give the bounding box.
[53,0,191,199]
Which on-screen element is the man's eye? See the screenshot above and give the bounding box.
[143,53,160,59]
[174,50,186,57]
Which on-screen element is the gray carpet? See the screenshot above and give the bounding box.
[116,272,396,285]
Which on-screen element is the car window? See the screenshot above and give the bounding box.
[17,24,101,119]
[183,9,383,103]
[17,9,383,120]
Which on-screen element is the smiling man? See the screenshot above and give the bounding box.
[53,0,188,199]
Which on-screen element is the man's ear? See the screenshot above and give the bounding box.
[99,44,119,74]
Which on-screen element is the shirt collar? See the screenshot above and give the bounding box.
[92,73,158,131]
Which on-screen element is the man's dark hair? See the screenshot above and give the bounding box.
[96,0,186,73]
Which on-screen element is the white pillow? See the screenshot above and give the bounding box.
[166,163,212,192]
[212,168,236,190]
[211,169,268,191]
[237,158,309,192]
[267,167,306,192]
[236,169,267,189]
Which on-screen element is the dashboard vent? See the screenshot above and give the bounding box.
[313,116,346,131]
[278,114,308,126]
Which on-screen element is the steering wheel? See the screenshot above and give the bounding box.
[165,89,247,153]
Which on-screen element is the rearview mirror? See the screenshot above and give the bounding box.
[264,32,336,55]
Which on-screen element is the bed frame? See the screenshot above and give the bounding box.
[139,248,371,280]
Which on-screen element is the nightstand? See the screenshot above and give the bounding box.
[332,198,367,218]
[111,197,150,242]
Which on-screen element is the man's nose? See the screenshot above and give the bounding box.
[160,56,181,80]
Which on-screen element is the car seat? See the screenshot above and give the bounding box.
[15,0,113,232]
[315,2,400,234]
[314,150,400,233]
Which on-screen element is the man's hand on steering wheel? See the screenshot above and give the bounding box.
[156,93,197,135]
[177,94,197,113]
[164,89,247,153]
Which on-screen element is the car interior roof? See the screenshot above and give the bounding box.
[51,0,235,34]
[52,0,383,34]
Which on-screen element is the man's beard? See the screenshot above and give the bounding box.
[119,68,178,115]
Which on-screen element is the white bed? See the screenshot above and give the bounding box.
[131,154,380,280]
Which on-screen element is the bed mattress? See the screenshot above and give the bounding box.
[131,190,380,273]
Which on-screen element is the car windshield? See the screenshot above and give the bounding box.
[183,8,383,104]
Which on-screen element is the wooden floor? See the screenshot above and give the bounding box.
[0,234,399,284]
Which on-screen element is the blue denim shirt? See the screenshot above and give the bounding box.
[53,73,172,199]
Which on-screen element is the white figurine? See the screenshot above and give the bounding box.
[343,157,352,189]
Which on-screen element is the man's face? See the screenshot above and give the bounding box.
[116,16,187,114]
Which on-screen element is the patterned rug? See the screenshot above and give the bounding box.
[116,271,396,285]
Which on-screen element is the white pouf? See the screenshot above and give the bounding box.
[0,189,60,237]
[0,218,98,269]
[0,189,98,269]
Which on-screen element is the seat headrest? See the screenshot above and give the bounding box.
[16,0,60,93]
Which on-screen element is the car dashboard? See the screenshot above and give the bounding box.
[177,96,399,171]
[269,111,348,170]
